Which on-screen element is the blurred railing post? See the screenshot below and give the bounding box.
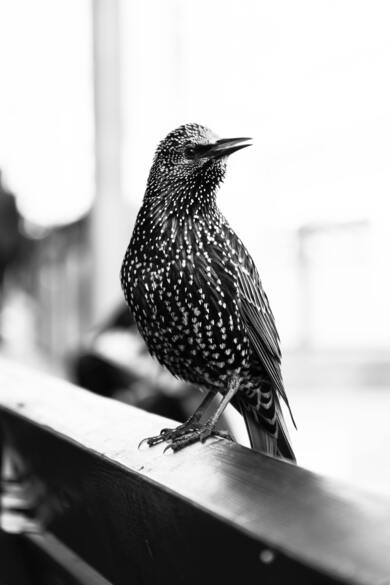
[90,0,131,325]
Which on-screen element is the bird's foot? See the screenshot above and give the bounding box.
[164,426,233,453]
[139,422,232,452]
[138,419,202,449]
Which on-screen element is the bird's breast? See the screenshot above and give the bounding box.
[121,218,251,386]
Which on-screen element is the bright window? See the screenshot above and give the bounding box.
[0,0,94,227]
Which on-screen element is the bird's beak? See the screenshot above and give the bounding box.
[193,137,252,160]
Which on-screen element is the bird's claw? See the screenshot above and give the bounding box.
[138,433,167,449]
[138,437,149,449]
[162,427,233,453]
[139,421,233,453]
[138,424,197,450]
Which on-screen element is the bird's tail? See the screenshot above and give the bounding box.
[237,393,296,463]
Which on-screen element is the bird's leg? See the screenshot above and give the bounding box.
[165,375,241,452]
[138,390,216,448]
[159,390,216,434]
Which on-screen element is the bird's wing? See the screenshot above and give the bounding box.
[238,262,283,384]
[227,230,296,427]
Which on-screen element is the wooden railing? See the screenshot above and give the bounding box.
[1,356,390,585]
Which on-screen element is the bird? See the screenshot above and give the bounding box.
[121,123,296,461]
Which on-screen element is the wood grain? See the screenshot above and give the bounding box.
[1,357,390,585]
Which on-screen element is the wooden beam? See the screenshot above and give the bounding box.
[1,357,390,584]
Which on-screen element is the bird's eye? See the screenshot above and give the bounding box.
[184,145,196,159]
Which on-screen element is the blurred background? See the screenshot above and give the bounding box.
[0,0,389,495]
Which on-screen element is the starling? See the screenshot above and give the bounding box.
[121,123,296,461]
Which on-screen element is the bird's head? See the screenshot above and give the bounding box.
[146,123,251,203]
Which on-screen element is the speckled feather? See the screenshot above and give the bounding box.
[121,123,295,460]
